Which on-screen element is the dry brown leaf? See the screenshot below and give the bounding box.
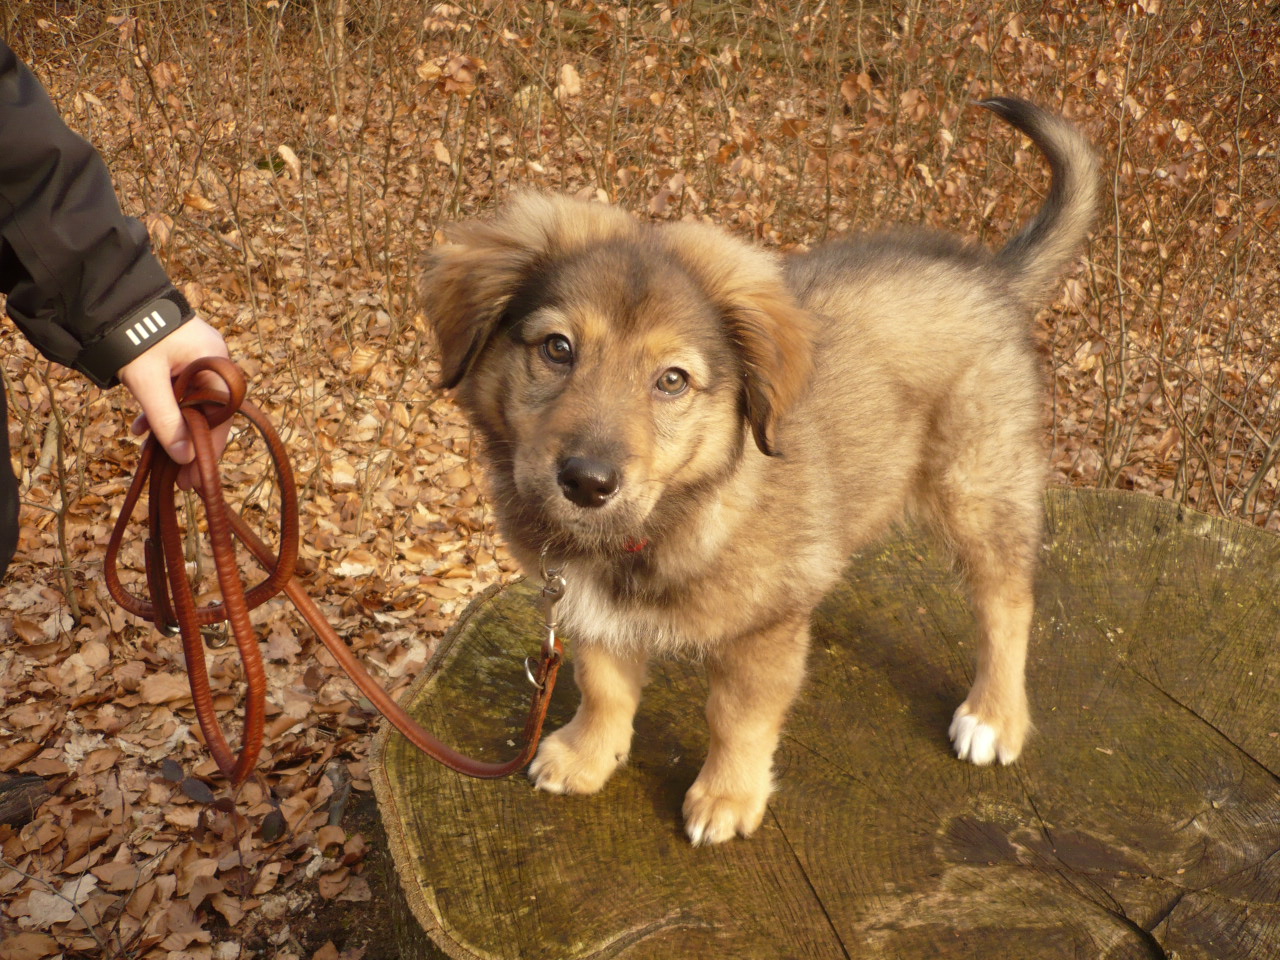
[80,746,123,776]
[0,741,43,770]
[316,824,345,857]
[336,875,372,903]
[265,620,303,664]
[11,617,46,644]
[316,866,349,900]
[208,891,247,926]
[139,672,192,705]
[92,861,142,892]
[1153,425,1182,460]
[555,63,582,100]
[182,191,217,213]
[250,862,282,896]
[188,874,224,910]
[347,345,378,377]
[0,932,59,960]
[164,806,201,830]
[424,582,460,601]
[277,144,302,179]
[23,890,77,927]
[177,857,220,897]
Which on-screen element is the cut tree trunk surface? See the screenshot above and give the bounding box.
[0,774,50,827]
[371,489,1280,960]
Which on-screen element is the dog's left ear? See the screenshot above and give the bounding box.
[662,223,813,456]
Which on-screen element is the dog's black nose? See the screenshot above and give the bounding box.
[557,457,620,508]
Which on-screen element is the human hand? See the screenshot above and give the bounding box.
[117,315,232,490]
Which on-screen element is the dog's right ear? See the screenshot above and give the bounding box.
[422,194,638,389]
[420,224,541,390]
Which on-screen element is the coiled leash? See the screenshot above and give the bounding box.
[104,357,564,785]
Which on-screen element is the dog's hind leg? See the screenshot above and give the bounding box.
[930,416,1041,766]
[529,642,648,795]
[942,491,1039,765]
[948,564,1035,766]
[684,617,811,844]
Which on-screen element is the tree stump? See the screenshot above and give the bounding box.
[371,489,1280,959]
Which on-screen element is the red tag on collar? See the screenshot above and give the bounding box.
[623,538,649,553]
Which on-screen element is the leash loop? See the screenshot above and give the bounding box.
[105,357,564,785]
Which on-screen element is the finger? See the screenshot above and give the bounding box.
[126,364,192,464]
[176,410,234,493]
[177,461,202,493]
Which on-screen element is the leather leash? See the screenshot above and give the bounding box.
[104,356,564,786]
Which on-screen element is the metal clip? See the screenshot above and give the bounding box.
[535,544,567,664]
[203,626,230,650]
[524,656,543,689]
[540,573,566,657]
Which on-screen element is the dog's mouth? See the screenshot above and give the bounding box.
[512,456,657,553]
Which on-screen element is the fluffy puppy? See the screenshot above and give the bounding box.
[422,98,1097,844]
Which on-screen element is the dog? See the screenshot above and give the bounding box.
[421,97,1097,844]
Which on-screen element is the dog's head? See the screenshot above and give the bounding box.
[421,194,812,552]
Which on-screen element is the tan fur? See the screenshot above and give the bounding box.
[422,99,1097,844]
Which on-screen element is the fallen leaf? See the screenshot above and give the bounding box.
[0,932,59,960]
[251,861,282,896]
[25,890,76,927]
[336,875,372,902]
[555,63,582,100]
[139,672,192,705]
[259,809,287,843]
[278,144,302,179]
[183,191,217,212]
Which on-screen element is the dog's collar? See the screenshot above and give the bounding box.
[623,538,649,553]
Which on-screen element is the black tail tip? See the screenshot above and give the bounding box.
[974,96,1039,125]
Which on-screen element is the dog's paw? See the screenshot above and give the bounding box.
[682,779,768,845]
[949,701,1028,766]
[528,726,626,795]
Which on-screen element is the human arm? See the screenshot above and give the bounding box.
[0,37,229,482]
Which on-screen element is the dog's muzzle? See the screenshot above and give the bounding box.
[557,456,620,508]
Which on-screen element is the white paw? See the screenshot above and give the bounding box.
[949,703,1025,766]
[682,778,768,846]
[528,726,625,795]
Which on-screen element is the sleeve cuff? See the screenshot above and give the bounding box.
[73,290,193,388]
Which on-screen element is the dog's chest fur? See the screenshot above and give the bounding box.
[556,561,706,654]
[547,492,849,657]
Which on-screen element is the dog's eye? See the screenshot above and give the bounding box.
[656,368,689,396]
[541,334,574,365]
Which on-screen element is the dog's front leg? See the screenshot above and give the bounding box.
[683,617,810,845]
[529,642,648,795]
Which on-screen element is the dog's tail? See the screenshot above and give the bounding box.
[982,97,1098,307]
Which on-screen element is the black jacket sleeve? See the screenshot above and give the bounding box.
[0,38,191,388]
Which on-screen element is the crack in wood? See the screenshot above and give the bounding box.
[1130,669,1280,784]
[769,807,855,960]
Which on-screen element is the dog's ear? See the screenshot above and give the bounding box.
[662,223,813,456]
[420,233,531,390]
[726,285,814,456]
[422,194,637,389]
